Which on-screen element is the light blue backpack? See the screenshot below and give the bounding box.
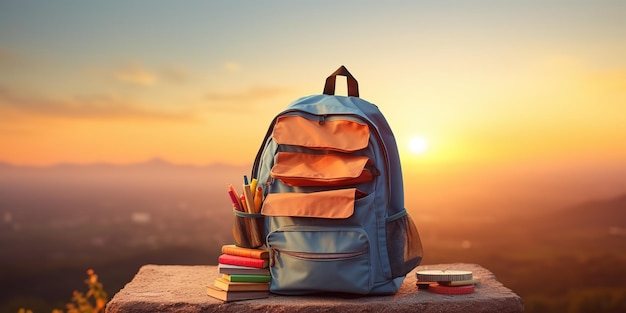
[251,66,423,295]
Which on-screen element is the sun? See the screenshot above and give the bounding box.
[408,136,428,154]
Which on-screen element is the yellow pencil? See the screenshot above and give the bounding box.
[253,186,263,213]
[250,178,258,199]
[242,183,255,214]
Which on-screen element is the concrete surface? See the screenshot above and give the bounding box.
[105,263,524,313]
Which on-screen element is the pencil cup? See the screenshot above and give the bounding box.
[232,209,265,248]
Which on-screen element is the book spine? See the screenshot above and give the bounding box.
[221,245,267,259]
[218,254,267,268]
[226,274,271,283]
[218,267,270,276]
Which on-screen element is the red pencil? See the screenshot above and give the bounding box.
[227,184,243,211]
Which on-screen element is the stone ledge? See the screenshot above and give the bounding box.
[105,263,523,313]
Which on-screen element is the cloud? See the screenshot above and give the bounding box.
[0,86,194,121]
[159,66,191,84]
[223,61,242,72]
[205,86,294,103]
[201,86,298,114]
[108,63,192,86]
[111,63,158,86]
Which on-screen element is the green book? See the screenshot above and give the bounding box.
[223,274,272,283]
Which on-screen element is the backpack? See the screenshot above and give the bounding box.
[251,66,423,295]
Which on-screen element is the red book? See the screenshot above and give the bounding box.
[218,254,269,269]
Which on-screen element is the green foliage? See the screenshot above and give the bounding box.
[19,269,108,313]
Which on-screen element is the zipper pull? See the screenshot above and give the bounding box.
[318,115,326,125]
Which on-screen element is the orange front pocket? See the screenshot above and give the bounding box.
[262,188,357,219]
[271,152,374,187]
[272,115,369,152]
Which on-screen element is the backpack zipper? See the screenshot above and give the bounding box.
[270,248,367,267]
[318,115,326,125]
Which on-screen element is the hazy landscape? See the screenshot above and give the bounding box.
[1,160,625,313]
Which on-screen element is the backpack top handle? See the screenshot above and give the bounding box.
[323,65,359,98]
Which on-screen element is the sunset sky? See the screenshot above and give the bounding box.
[1,1,625,190]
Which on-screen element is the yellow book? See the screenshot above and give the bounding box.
[206,285,268,302]
[221,244,269,259]
[214,277,270,292]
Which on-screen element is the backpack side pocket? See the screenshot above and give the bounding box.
[386,210,423,278]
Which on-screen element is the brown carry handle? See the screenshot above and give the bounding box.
[323,65,359,97]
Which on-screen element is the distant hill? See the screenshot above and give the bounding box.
[418,191,626,259]
[0,158,251,190]
[544,193,626,230]
[480,192,626,257]
[543,193,625,258]
[0,158,251,173]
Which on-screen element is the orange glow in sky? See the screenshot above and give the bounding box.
[1,2,624,175]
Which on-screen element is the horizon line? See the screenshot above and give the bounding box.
[0,157,253,169]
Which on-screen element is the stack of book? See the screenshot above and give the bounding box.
[415,270,480,295]
[206,244,271,302]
